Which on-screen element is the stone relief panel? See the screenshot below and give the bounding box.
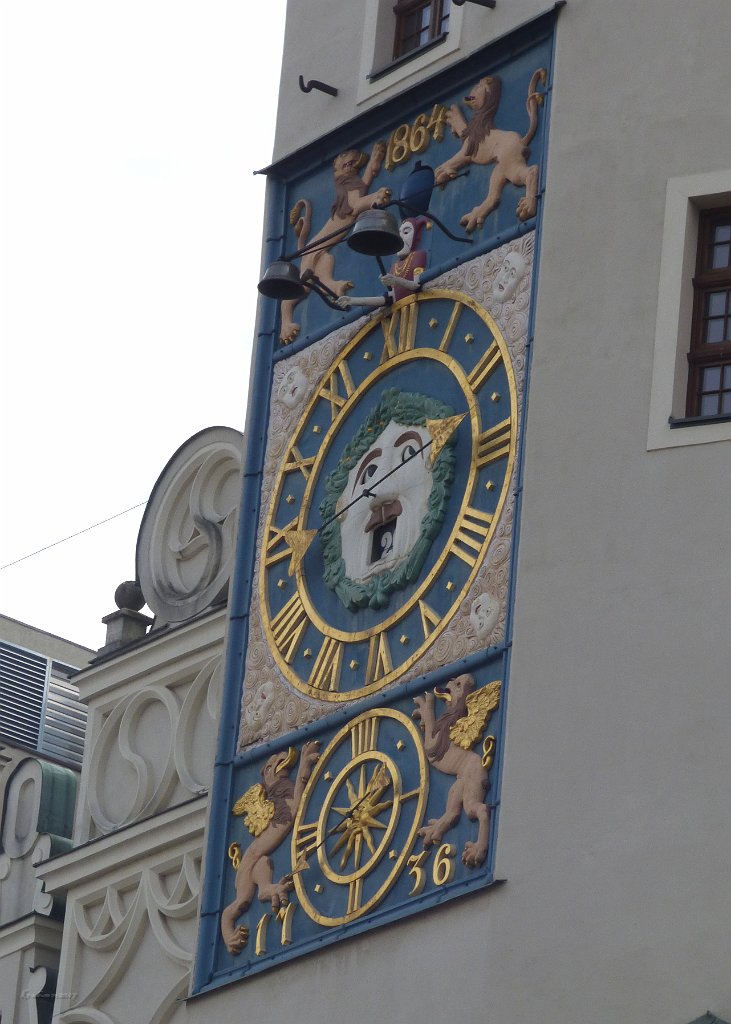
[54,852,200,1024]
[83,656,222,839]
[136,427,243,624]
[239,237,533,749]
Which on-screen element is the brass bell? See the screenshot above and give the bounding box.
[257,260,308,300]
[347,209,403,257]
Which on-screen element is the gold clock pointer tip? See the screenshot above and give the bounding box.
[426,413,466,466]
[283,527,317,575]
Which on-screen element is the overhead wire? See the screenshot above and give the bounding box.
[0,502,148,571]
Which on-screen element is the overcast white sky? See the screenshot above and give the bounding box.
[0,1,287,650]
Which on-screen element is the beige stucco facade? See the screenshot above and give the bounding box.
[31,2,731,1022]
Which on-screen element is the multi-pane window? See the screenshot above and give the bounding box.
[393,0,450,60]
[686,208,731,417]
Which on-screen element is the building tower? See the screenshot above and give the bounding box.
[37,3,731,1023]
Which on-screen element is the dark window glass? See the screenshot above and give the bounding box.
[686,209,731,417]
[393,0,449,60]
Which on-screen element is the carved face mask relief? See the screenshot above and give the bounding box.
[492,251,526,302]
[337,420,433,582]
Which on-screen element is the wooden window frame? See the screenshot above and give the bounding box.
[392,0,450,61]
[686,207,731,417]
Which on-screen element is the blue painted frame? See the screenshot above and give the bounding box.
[193,8,560,994]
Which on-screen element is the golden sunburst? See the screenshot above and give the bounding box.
[329,764,393,871]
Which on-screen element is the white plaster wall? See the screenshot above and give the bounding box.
[273,0,559,159]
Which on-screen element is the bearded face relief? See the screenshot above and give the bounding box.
[338,420,433,583]
[319,388,457,612]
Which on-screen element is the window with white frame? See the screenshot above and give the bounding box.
[647,170,731,450]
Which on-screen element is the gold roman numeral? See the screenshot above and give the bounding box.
[308,637,343,692]
[264,516,299,568]
[380,300,418,363]
[467,339,501,391]
[418,600,441,639]
[347,877,364,916]
[450,506,494,567]
[282,445,316,480]
[364,632,393,687]
[294,821,319,860]
[350,716,380,758]
[438,300,464,352]
[271,592,309,663]
[476,418,512,468]
[318,362,355,420]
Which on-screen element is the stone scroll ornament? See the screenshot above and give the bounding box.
[221,741,320,955]
[279,145,391,345]
[434,68,547,232]
[413,672,501,867]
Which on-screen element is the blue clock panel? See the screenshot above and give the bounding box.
[193,11,556,995]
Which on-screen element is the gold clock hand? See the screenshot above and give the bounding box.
[319,412,465,532]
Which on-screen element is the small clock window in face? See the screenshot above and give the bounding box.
[341,421,432,582]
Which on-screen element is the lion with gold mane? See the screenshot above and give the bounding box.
[220,740,320,955]
[413,673,501,868]
[435,68,547,232]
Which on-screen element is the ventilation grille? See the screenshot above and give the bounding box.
[0,642,87,769]
[0,640,47,749]
[38,666,87,768]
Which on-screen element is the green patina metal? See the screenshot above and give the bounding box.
[37,760,77,841]
[319,387,456,611]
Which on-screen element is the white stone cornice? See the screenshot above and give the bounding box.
[73,608,227,704]
[0,912,63,958]
[36,797,208,898]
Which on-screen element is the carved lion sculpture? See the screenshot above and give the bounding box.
[280,145,390,344]
[220,740,320,954]
[434,68,547,232]
[413,673,501,867]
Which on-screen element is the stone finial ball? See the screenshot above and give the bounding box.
[114,580,145,611]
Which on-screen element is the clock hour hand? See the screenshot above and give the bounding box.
[282,412,465,571]
[319,412,465,532]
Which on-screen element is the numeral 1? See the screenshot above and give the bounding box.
[450,506,494,567]
[476,418,512,468]
[271,592,309,663]
[365,632,393,687]
[294,821,319,863]
[308,637,343,692]
[347,877,364,916]
[350,716,379,758]
[255,904,297,956]
[438,301,464,352]
[467,340,501,391]
[380,301,418,362]
[418,600,441,639]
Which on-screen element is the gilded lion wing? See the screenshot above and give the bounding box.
[232,782,275,837]
[449,680,502,750]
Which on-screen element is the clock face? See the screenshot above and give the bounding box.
[291,707,428,926]
[260,289,516,701]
